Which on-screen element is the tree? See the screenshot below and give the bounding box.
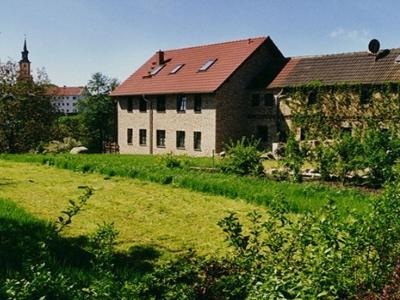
[0,61,55,153]
[77,72,119,152]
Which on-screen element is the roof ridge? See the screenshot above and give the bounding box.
[289,47,400,60]
[161,36,268,53]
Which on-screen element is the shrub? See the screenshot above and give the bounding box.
[281,134,305,182]
[221,137,264,176]
[160,153,182,169]
[43,137,82,154]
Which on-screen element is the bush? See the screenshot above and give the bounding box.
[281,134,305,182]
[221,137,264,176]
[160,153,182,169]
[43,137,82,154]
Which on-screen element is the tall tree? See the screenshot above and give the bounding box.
[0,61,55,153]
[77,72,119,152]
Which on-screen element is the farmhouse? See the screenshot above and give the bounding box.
[262,47,400,140]
[113,37,400,156]
[111,37,286,155]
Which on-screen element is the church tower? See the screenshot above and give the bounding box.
[17,38,33,82]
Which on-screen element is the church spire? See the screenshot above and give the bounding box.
[17,37,33,82]
[20,38,30,63]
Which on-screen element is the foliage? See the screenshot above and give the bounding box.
[42,137,83,154]
[131,181,400,299]
[54,186,93,233]
[285,81,400,139]
[159,153,182,169]
[281,134,305,182]
[52,115,89,144]
[311,128,400,186]
[1,164,400,298]
[221,137,264,176]
[77,72,119,152]
[0,60,55,153]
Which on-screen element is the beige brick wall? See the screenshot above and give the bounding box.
[117,94,216,156]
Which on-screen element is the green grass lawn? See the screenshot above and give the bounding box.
[0,154,375,215]
[0,160,264,259]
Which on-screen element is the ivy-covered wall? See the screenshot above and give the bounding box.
[275,81,400,140]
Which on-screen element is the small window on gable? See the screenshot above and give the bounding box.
[139,129,147,145]
[251,94,260,107]
[177,95,187,113]
[139,98,147,112]
[307,91,317,105]
[127,128,133,144]
[157,95,166,112]
[194,132,202,151]
[156,130,166,148]
[199,59,217,72]
[170,64,184,74]
[256,126,269,143]
[150,64,165,76]
[194,95,202,113]
[360,88,372,105]
[176,131,185,149]
[264,94,274,107]
[127,97,133,112]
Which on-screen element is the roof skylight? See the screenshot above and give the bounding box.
[170,64,184,74]
[149,64,165,76]
[198,59,217,72]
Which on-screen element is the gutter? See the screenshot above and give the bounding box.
[142,94,153,154]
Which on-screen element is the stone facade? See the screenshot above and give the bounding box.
[215,41,285,152]
[114,37,286,156]
[117,93,216,156]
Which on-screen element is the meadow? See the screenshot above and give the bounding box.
[0,154,399,299]
[0,154,375,215]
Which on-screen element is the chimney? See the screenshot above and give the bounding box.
[157,50,164,65]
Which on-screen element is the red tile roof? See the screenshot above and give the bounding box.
[47,86,85,96]
[111,37,269,96]
[268,49,400,89]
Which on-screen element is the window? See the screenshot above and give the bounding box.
[251,94,260,107]
[360,88,372,104]
[139,98,147,112]
[307,92,317,105]
[127,129,133,144]
[199,59,217,72]
[176,131,185,149]
[176,95,187,112]
[156,130,166,147]
[256,126,268,143]
[150,64,165,76]
[139,129,147,145]
[157,95,166,112]
[340,127,352,137]
[264,94,274,107]
[170,64,184,74]
[127,97,133,112]
[194,131,202,151]
[194,95,202,113]
[73,97,76,100]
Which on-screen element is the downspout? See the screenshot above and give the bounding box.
[142,95,153,154]
[274,89,284,142]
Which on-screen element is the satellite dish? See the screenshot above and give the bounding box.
[368,39,380,54]
[395,55,400,64]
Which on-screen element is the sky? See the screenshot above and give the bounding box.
[1,0,400,86]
